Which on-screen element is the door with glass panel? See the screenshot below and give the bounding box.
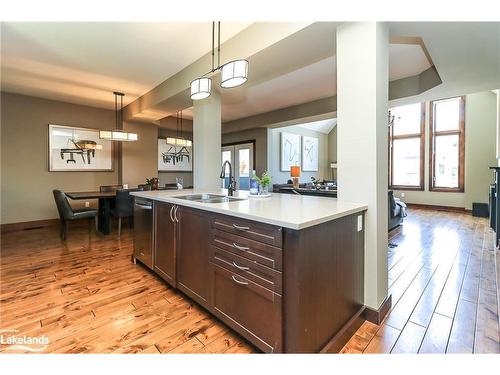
[221,142,254,191]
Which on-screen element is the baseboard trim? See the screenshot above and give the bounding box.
[407,203,471,214]
[364,294,392,325]
[320,306,366,353]
[1,218,61,233]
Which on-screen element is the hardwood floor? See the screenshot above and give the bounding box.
[1,209,498,354]
[0,223,255,354]
[342,208,500,354]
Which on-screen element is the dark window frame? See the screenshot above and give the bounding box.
[388,102,426,191]
[429,96,466,193]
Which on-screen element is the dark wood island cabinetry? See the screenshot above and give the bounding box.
[153,202,177,287]
[135,196,366,353]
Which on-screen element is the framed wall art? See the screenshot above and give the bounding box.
[48,124,113,172]
[158,138,193,172]
[302,135,319,172]
[280,132,301,172]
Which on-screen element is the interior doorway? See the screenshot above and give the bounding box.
[221,141,254,190]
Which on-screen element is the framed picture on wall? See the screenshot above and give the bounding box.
[302,136,319,172]
[158,139,193,172]
[48,124,113,171]
[280,132,301,171]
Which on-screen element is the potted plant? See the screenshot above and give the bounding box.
[254,171,272,195]
[146,177,159,190]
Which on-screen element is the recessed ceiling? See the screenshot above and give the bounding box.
[218,44,431,122]
[388,22,500,106]
[389,44,431,81]
[295,118,337,134]
[0,22,251,108]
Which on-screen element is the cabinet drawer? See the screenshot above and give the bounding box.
[212,215,283,248]
[212,229,282,271]
[210,263,282,353]
[210,245,282,294]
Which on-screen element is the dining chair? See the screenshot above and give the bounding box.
[111,188,140,237]
[99,184,123,192]
[53,190,98,240]
[164,183,178,190]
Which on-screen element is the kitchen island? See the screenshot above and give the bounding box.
[131,189,367,353]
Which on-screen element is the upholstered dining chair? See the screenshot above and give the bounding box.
[99,184,123,192]
[53,189,98,240]
[111,188,140,237]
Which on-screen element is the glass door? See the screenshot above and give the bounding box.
[221,142,254,191]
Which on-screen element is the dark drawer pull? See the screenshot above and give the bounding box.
[232,261,250,271]
[232,224,250,231]
[232,275,249,285]
[232,242,250,251]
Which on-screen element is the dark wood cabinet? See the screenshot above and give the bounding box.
[147,201,365,353]
[210,262,282,353]
[176,206,211,305]
[153,201,176,287]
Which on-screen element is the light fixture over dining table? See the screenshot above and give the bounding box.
[99,92,138,142]
[190,22,249,100]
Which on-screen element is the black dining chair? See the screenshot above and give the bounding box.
[164,183,178,190]
[53,189,98,240]
[111,188,139,237]
[99,184,123,192]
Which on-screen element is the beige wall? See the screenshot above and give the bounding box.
[328,125,337,162]
[392,91,497,209]
[122,121,158,188]
[267,125,329,185]
[1,92,119,224]
[222,127,268,175]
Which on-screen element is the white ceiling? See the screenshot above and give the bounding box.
[295,118,337,134]
[0,22,251,108]
[220,44,431,122]
[1,22,499,124]
[389,22,500,106]
[389,44,430,81]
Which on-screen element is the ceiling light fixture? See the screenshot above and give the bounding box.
[190,22,248,100]
[99,92,138,142]
[166,111,192,147]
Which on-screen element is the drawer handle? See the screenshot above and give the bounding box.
[231,275,249,285]
[232,242,250,251]
[232,224,250,231]
[232,261,250,271]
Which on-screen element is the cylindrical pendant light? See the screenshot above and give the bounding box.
[190,77,211,100]
[99,92,138,141]
[220,59,248,88]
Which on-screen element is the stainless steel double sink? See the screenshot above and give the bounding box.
[173,193,245,204]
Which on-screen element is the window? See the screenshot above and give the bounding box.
[430,96,465,192]
[389,102,425,190]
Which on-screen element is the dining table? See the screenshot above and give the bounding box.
[66,191,117,235]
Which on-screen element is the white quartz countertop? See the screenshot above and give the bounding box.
[131,189,367,230]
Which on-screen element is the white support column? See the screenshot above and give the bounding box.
[495,90,500,163]
[336,22,389,310]
[193,90,222,189]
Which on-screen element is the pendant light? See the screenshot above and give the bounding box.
[220,59,249,88]
[99,92,138,142]
[190,22,248,100]
[190,77,211,100]
[166,111,192,147]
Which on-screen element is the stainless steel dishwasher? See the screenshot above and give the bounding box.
[133,197,154,269]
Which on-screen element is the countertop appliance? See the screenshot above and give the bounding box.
[133,197,154,269]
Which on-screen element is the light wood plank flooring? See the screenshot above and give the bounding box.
[0,223,254,354]
[1,209,498,354]
[342,208,500,354]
